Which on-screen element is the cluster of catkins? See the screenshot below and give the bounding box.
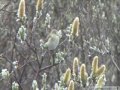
[17,0,44,43]
[54,56,106,90]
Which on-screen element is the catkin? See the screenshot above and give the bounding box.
[73,57,79,76]
[63,68,71,85]
[71,17,80,37]
[95,65,106,77]
[80,64,88,86]
[68,80,74,90]
[92,56,99,76]
[36,0,44,11]
[18,0,26,18]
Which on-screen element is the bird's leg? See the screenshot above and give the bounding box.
[50,50,56,65]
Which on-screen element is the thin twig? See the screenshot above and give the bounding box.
[38,62,61,73]
[110,55,120,72]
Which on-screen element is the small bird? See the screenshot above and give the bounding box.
[44,30,62,50]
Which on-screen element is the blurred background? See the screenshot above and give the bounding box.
[0,0,120,89]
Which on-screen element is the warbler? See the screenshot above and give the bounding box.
[44,30,62,50]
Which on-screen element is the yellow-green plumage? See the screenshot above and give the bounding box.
[44,30,60,50]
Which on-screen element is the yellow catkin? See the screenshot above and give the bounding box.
[80,64,88,83]
[73,57,79,76]
[95,65,106,77]
[18,0,26,18]
[36,0,44,11]
[95,75,105,89]
[71,17,80,37]
[68,80,74,90]
[63,68,71,85]
[92,56,99,76]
